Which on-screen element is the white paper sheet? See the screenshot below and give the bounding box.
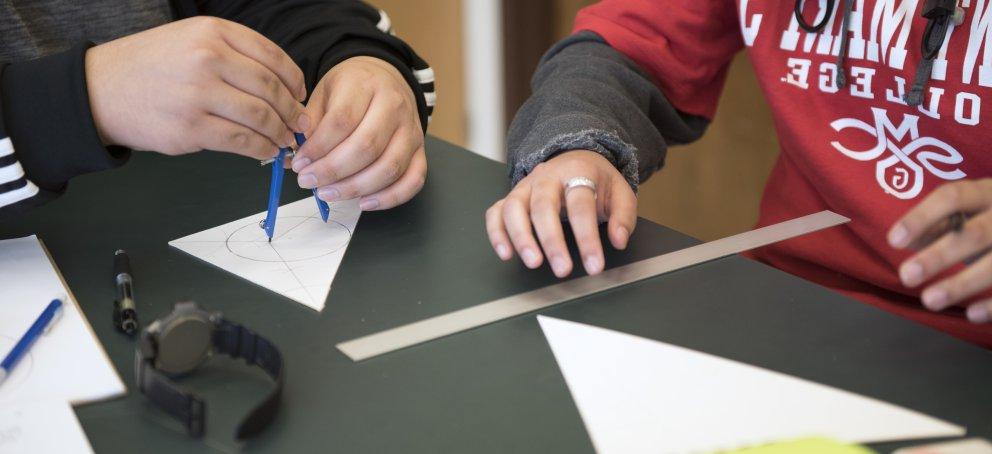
[0,400,93,454]
[0,236,125,406]
[537,316,964,454]
[169,197,361,311]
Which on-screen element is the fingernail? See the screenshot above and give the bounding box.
[292,156,311,173]
[550,255,569,277]
[967,304,989,323]
[889,224,910,248]
[359,198,379,211]
[298,173,317,189]
[900,261,923,286]
[522,248,539,268]
[296,113,310,132]
[284,134,296,148]
[318,187,340,201]
[616,226,630,248]
[921,287,948,310]
[584,255,603,274]
[495,244,510,260]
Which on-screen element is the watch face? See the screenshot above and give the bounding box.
[156,314,212,375]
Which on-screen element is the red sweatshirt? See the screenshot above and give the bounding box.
[574,0,992,346]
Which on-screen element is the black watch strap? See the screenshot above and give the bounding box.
[135,317,283,440]
[213,318,284,439]
[134,351,207,437]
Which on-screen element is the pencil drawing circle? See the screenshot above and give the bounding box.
[225,216,352,263]
[0,334,32,392]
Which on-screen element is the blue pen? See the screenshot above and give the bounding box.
[0,298,63,384]
[294,133,330,222]
[261,147,289,241]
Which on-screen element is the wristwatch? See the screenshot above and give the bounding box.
[135,301,284,439]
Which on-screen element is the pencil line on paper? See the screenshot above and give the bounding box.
[271,215,314,242]
[268,242,317,307]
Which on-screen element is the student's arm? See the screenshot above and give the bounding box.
[186,0,433,129]
[190,0,434,210]
[0,17,314,218]
[0,48,129,216]
[507,31,709,194]
[487,0,742,277]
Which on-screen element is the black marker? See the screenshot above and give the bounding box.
[113,249,138,335]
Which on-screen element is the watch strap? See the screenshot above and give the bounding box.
[134,350,207,437]
[213,318,284,439]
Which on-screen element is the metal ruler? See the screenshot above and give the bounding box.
[337,211,849,361]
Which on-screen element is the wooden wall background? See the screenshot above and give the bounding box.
[372,0,467,147]
[374,0,780,241]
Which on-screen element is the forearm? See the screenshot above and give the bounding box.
[0,45,129,216]
[507,31,709,191]
[189,0,434,131]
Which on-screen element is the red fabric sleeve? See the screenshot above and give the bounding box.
[573,0,744,120]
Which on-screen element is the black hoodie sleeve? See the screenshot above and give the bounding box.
[184,0,435,131]
[0,44,130,217]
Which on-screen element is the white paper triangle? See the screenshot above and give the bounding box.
[537,316,964,454]
[169,197,361,311]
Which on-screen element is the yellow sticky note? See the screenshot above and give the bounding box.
[722,437,877,454]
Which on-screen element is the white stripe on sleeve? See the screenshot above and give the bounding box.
[0,138,14,158]
[376,10,393,34]
[0,161,26,185]
[0,137,43,208]
[0,181,39,208]
[413,67,435,85]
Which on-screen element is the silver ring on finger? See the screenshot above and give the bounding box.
[564,177,597,199]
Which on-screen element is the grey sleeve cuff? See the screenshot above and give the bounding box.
[506,31,710,193]
[510,128,640,193]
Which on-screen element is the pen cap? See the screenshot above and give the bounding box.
[114,249,131,277]
[43,299,65,334]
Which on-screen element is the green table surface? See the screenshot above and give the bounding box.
[1,137,989,453]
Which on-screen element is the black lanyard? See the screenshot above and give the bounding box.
[792,0,963,105]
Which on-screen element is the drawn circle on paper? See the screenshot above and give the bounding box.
[0,334,33,393]
[225,216,352,263]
